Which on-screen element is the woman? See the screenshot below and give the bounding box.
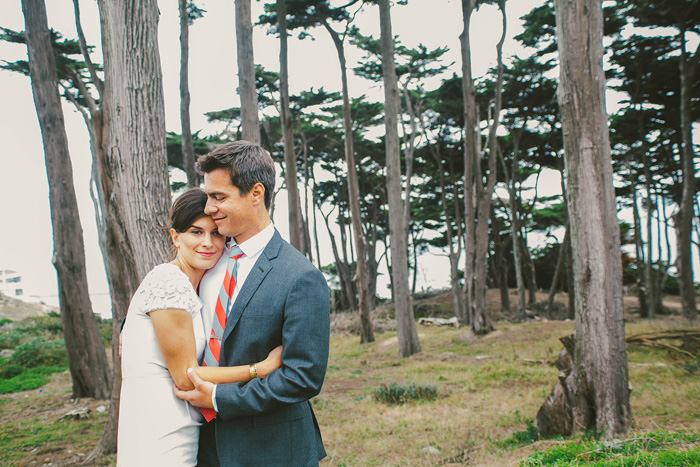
[117,188,282,466]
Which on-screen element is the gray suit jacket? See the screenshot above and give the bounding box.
[201,230,330,466]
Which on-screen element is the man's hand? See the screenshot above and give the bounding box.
[173,368,215,409]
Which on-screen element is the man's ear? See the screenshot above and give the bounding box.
[250,182,265,206]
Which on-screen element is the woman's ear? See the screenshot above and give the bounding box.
[170,228,180,249]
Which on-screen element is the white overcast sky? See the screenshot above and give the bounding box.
[0,0,574,315]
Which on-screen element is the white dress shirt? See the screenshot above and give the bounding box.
[198,222,276,412]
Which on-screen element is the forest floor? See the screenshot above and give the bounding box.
[0,290,698,466]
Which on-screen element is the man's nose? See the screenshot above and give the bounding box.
[204,199,215,215]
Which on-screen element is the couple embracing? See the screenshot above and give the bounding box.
[117,141,330,466]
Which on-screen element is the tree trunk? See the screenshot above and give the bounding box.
[460,0,477,326]
[278,0,305,252]
[89,0,172,459]
[324,22,374,343]
[179,0,196,187]
[235,0,261,143]
[553,0,631,437]
[644,162,657,318]
[547,224,569,318]
[506,131,526,319]
[522,235,538,306]
[379,0,420,357]
[472,0,506,336]
[676,26,698,322]
[631,186,649,317]
[22,0,111,401]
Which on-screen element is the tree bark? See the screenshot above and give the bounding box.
[379,0,420,357]
[89,0,172,459]
[235,0,261,143]
[676,26,698,322]
[22,0,111,401]
[278,0,305,252]
[472,0,506,335]
[554,0,631,437]
[460,0,477,326]
[547,224,569,318]
[631,185,649,317]
[324,22,374,343]
[179,0,197,187]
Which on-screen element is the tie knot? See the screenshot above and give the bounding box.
[230,244,244,259]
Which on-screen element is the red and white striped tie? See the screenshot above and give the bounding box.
[200,244,244,422]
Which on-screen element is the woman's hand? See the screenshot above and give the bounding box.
[257,345,283,378]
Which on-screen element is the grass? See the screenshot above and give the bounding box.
[314,316,700,466]
[0,296,698,466]
[519,430,700,466]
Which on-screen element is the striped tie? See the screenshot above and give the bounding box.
[200,244,244,422]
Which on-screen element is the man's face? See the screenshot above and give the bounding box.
[203,168,253,242]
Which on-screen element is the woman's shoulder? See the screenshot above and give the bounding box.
[137,264,200,314]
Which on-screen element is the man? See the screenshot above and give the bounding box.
[175,141,330,466]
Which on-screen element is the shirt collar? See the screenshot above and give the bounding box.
[227,222,275,259]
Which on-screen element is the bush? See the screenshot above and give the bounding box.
[373,382,438,405]
[0,329,25,350]
[0,363,23,379]
[10,338,68,368]
[95,316,113,346]
[0,318,12,327]
[498,419,539,448]
[0,365,66,394]
[20,316,63,336]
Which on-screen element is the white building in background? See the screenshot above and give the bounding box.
[0,269,23,298]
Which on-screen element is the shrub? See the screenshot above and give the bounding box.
[21,316,63,336]
[0,329,25,350]
[0,363,23,379]
[0,318,12,327]
[498,419,539,448]
[0,365,66,394]
[10,338,68,368]
[373,382,438,405]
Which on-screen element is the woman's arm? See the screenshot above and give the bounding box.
[195,345,282,383]
[148,309,282,390]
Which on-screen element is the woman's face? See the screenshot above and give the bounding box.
[171,216,225,271]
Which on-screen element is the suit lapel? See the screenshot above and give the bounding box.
[222,231,283,343]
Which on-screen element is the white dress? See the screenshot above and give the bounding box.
[117,263,206,467]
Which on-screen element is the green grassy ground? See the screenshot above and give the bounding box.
[0,308,698,466]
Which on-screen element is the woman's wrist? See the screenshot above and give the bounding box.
[256,360,270,378]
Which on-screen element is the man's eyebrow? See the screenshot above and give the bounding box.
[207,191,226,198]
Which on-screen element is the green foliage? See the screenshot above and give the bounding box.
[0,318,12,327]
[0,330,24,350]
[519,430,700,466]
[95,316,113,346]
[373,382,438,405]
[0,365,66,394]
[10,338,68,368]
[498,419,539,448]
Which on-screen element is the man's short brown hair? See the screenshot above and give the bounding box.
[196,140,276,210]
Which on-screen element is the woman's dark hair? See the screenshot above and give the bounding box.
[170,188,208,233]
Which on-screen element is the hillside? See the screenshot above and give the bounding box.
[0,293,56,321]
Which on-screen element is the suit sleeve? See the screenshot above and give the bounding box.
[214,266,330,420]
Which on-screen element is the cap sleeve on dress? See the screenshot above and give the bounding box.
[140,264,201,316]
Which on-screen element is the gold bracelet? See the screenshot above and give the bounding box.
[249,363,258,379]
